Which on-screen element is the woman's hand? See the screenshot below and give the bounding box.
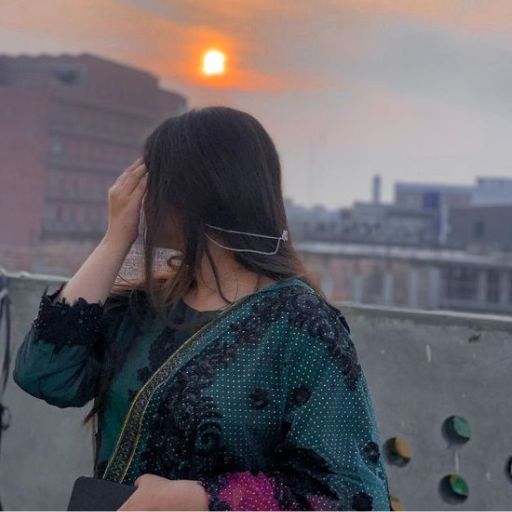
[104,156,149,250]
[117,474,210,511]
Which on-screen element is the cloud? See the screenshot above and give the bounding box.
[339,0,512,35]
[2,0,512,208]
[4,0,512,98]
[336,20,512,116]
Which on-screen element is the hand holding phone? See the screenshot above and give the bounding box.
[67,476,136,511]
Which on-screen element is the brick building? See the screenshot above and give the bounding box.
[0,53,187,275]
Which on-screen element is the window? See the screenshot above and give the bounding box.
[443,266,478,301]
[486,270,500,303]
[423,191,440,209]
[473,220,485,238]
[50,137,63,156]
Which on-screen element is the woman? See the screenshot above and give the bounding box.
[14,106,391,510]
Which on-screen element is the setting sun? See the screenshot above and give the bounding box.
[202,49,226,76]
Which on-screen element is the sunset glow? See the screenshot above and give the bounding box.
[202,49,226,76]
[3,0,512,207]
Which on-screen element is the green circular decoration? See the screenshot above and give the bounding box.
[452,416,471,440]
[440,474,469,503]
[449,474,469,497]
[443,415,471,443]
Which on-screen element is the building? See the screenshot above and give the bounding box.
[347,202,438,247]
[447,205,512,252]
[285,198,345,242]
[285,176,512,315]
[298,241,512,316]
[287,201,439,248]
[0,53,187,275]
[394,182,473,244]
[471,177,512,206]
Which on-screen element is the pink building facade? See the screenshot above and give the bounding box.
[0,53,187,275]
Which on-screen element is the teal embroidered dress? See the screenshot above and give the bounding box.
[14,277,391,510]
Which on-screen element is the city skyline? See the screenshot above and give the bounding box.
[2,0,512,208]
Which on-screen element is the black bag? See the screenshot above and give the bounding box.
[67,476,136,511]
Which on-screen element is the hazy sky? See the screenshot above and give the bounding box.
[2,0,512,208]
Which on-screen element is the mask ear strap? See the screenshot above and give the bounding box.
[205,223,288,241]
[204,224,289,255]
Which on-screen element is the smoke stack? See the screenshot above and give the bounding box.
[372,174,381,204]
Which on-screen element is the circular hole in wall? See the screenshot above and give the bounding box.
[384,437,412,466]
[442,415,471,444]
[439,474,469,504]
[504,456,512,482]
[390,495,404,511]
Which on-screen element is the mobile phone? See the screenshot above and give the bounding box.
[67,476,136,511]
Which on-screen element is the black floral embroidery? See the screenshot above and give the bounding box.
[266,438,338,509]
[230,319,263,345]
[273,439,336,480]
[137,285,305,480]
[135,284,361,505]
[199,438,339,511]
[192,291,345,510]
[292,384,311,406]
[32,282,105,353]
[352,491,373,510]
[364,441,380,464]
[137,336,241,479]
[145,323,185,372]
[228,286,361,393]
[126,324,184,403]
[198,473,233,511]
[249,387,271,409]
[281,290,362,391]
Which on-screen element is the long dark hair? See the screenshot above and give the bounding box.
[83,106,322,428]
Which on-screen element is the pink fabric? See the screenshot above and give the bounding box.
[307,494,338,510]
[217,471,281,511]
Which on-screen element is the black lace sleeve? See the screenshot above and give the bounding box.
[14,282,128,407]
[32,282,107,354]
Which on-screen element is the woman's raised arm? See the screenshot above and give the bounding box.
[13,157,148,407]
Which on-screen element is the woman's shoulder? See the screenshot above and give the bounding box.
[267,277,351,334]
[271,279,361,390]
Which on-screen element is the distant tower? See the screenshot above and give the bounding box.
[372,174,382,204]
